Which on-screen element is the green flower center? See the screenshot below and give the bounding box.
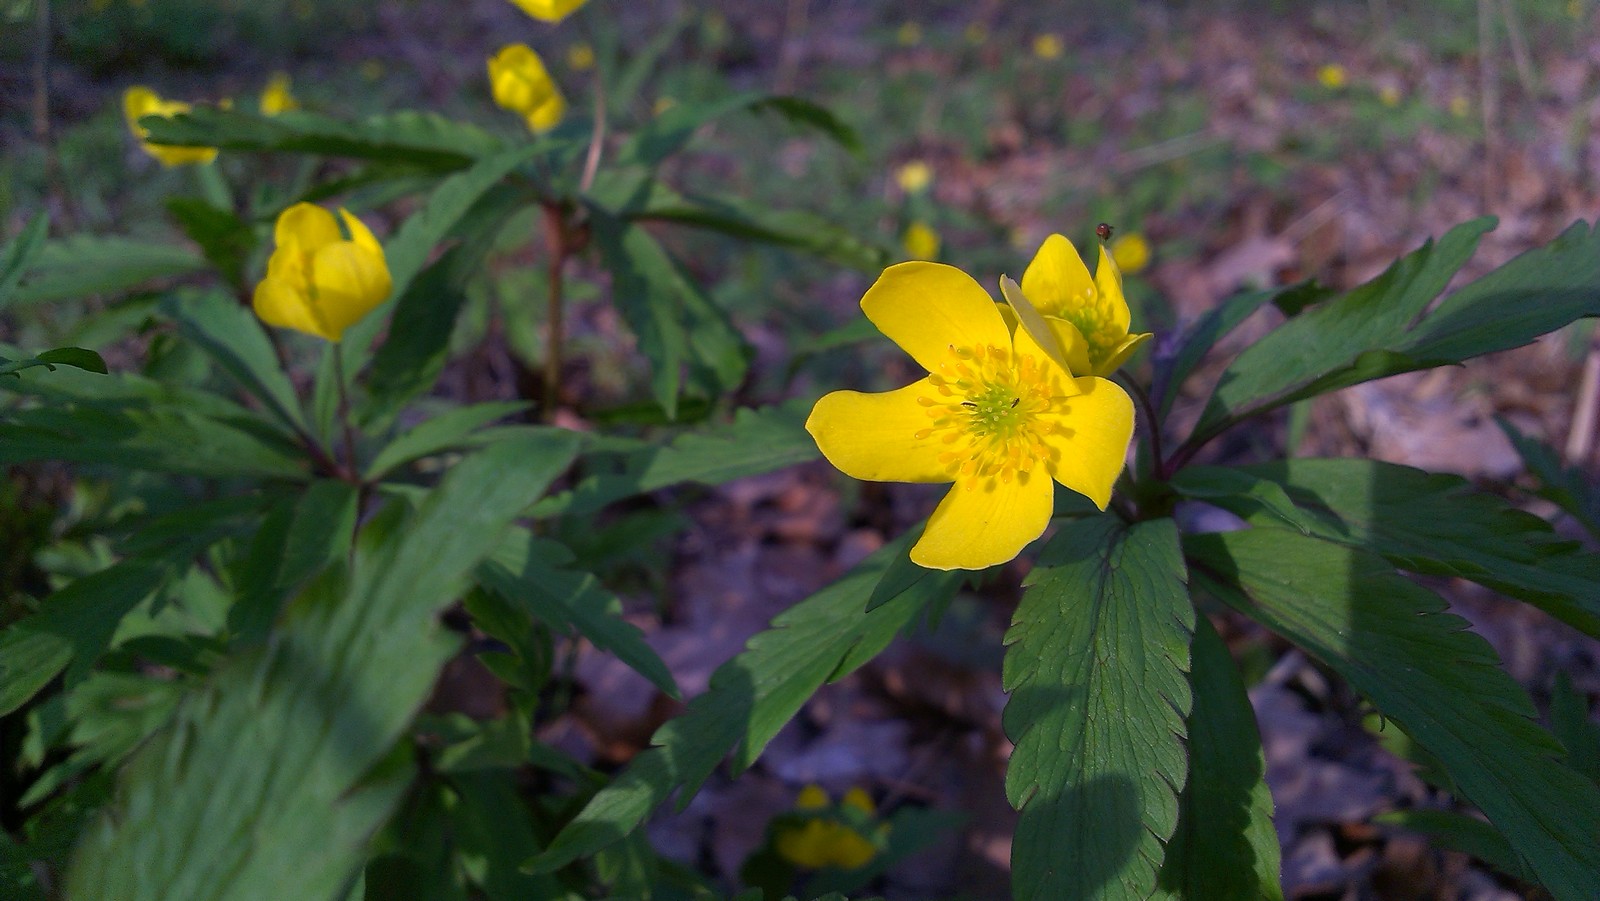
[916,343,1067,484]
[1060,308,1122,367]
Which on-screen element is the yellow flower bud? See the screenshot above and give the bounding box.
[489,43,567,134]
[507,0,587,23]
[122,86,217,167]
[260,72,299,116]
[253,203,392,342]
[567,41,596,71]
[795,784,830,810]
[1031,33,1063,60]
[1317,63,1347,89]
[895,160,933,194]
[896,22,922,46]
[902,221,941,261]
[1111,233,1151,274]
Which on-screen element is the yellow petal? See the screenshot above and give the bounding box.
[1093,243,1131,334]
[507,0,588,22]
[275,203,343,255]
[796,784,830,810]
[336,208,386,260]
[860,262,1011,374]
[145,143,218,167]
[253,276,333,341]
[840,788,875,815]
[806,380,955,483]
[1036,376,1134,509]
[526,91,567,132]
[827,827,878,869]
[260,72,299,116]
[1020,233,1095,317]
[1095,332,1152,377]
[309,242,392,341]
[122,86,160,127]
[911,471,1054,570]
[1000,275,1080,378]
[489,43,557,114]
[776,820,834,869]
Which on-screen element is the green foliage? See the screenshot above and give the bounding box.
[1188,529,1600,901]
[1002,518,1194,901]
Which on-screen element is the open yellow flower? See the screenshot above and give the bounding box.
[253,203,392,342]
[489,43,567,134]
[775,785,883,870]
[901,221,941,261]
[260,72,299,116]
[806,262,1135,570]
[1317,63,1348,89]
[508,0,587,22]
[895,159,933,194]
[122,86,217,167]
[1002,234,1152,377]
[1111,232,1151,274]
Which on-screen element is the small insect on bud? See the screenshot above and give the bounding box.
[1096,222,1114,242]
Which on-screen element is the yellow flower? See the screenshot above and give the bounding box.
[508,0,586,22]
[1004,233,1152,377]
[260,72,299,116]
[359,59,385,81]
[775,786,884,871]
[253,203,392,342]
[122,86,217,167]
[896,21,922,46]
[1110,232,1151,274]
[895,159,933,194]
[806,261,1135,570]
[964,22,988,44]
[1317,63,1347,89]
[1379,84,1402,107]
[1449,94,1470,118]
[567,41,596,71]
[902,221,941,261]
[654,96,678,116]
[1031,33,1063,60]
[489,43,567,133]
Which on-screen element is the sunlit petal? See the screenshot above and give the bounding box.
[1094,243,1132,333]
[1036,376,1135,509]
[310,243,392,341]
[911,471,1054,570]
[806,379,955,483]
[275,203,342,254]
[1020,233,1095,317]
[1096,332,1152,376]
[861,262,1010,374]
[253,276,332,341]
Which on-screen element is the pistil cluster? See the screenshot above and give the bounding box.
[916,343,1068,486]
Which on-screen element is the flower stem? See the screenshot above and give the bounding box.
[1115,374,1166,481]
[540,203,569,422]
[332,342,360,477]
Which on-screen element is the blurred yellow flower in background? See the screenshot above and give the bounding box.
[1317,63,1347,89]
[1032,33,1063,60]
[260,72,299,116]
[1002,233,1152,377]
[774,786,883,871]
[507,0,587,23]
[489,43,567,133]
[1110,232,1151,274]
[567,42,596,71]
[964,22,988,44]
[122,86,217,167]
[896,21,922,46]
[901,221,941,261]
[254,203,392,342]
[895,159,933,194]
[806,259,1135,569]
[1379,84,1402,107]
[1449,94,1470,118]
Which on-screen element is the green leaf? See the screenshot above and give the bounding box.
[1549,673,1600,784]
[0,497,260,715]
[8,235,207,306]
[365,401,533,480]
[477,532,679,699]
[1186,529,1600,901]
[630,192,889,273]
[1218,458,1600,638]
[447,769,571,900]
[1373,809,1535,883]
[0,403,307,480]
[1498,417,1600,541]
[1152,283,1308,420]
[1,348,108,377]
[749,96,861,151]
[65,431,579,901]
[140,107,502,170]
[531,535,962,873]
[19,672,186,808]
[1002,517,1194,901]
[165,199,255,287]
[1169,465,1327,535]
[1152,614,1282,901]
[0,212,49,311]
[1193,219,1492,440]
[536,401,817,517]
[226,480,361,644]
[162,291,306,434]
